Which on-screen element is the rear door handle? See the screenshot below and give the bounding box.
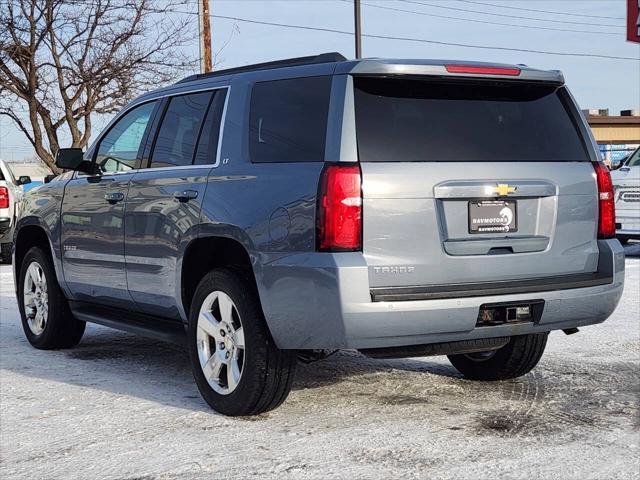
[173,190,198,202]
[104,192,125,204]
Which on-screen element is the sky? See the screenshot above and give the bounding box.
[1,0,639,162]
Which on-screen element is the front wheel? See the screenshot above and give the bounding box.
[17,247,85,349]
[447,333,548,380]
[188,269,297,416]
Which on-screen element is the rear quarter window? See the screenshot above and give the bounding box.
[249,76,332,163]
[354,77,589,163]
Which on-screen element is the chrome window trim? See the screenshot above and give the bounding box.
[74,164,216,179]
[78,85,231,178]
[131,164,215,174]
[212,87,230,168]
[146,85,231,170]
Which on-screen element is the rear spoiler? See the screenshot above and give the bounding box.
[337,59,564,84]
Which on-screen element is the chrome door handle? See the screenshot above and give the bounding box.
[173,190,198,202]
[104,192,125,204]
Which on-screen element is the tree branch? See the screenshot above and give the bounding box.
[1,0,199,169]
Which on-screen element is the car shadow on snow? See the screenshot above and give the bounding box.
[623,240,640,257]
[2,322,461,412]
[3,316,638,433]
[293,350,461,392]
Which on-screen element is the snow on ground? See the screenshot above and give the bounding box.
[1,248,639,480]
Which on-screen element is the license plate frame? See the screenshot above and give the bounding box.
[468,199,518,234]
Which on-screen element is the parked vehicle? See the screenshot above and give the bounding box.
[13,54,625,416]
[611,146,640,243]
[0,160,31,263]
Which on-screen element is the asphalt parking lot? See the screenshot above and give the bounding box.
[1,245,639,479]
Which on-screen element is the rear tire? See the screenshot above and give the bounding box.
[447,333,548,380]
[188,268,297,416]
[17,247,85,349]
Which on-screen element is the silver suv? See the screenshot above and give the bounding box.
[14,54,624,416]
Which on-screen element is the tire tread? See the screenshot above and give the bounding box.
[188,268,296,416]
[448,333,548,380]
[18,247,85,350]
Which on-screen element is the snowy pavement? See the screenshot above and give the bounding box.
[0,249,639,479]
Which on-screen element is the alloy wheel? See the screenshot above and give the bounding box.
[196,291,245,395]
[23,261,48,335]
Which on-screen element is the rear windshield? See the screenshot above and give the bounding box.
[354,77,589,162]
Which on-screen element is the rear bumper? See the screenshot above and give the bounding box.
[370,271,613,302]
[258,239,625,350]
[616,212,640,237]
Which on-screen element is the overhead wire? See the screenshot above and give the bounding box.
[455,0,626,21]
[190,13,640,62]
[395,0,625,28]
[346,0,621,36]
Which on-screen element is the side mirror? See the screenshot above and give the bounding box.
[44,174,57,184]
[16,176,31,186]
[56,148,92,173]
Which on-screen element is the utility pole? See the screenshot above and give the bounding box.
[198,0,213,73]
[354,0,362,59]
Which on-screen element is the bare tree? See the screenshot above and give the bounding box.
[0,0,197,173]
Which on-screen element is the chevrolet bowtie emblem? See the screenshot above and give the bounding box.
[491,184,517,196]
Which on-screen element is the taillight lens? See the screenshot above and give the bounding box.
[592,161,615,239]
[317,164,362,251]
[0,187,9,209]
[445,65,521,76]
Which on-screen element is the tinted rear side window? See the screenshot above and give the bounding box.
[194,89,227,165]
[354,77,589,162]
[150,91,212,168]
[249,76,332,163]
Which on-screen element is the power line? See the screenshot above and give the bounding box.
[455,0,626,21]
[200,13,639,62]
[349,0,620,36]
[396,0,625,28]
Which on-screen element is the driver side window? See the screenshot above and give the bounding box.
[95,101,156,174]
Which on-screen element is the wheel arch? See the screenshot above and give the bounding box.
[13,219,64,294]
[179,234,262,323]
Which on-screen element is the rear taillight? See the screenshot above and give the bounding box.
[0,187,8,209]
[317,164,362,251]
[592,161,615,239]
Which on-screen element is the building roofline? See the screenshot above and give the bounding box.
[587,116,640,125]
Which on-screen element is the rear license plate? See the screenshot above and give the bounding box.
[468,200,517,234]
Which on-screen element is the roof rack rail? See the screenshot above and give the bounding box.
[176,52,347,85]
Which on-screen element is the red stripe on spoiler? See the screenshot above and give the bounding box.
[445,65,521,76]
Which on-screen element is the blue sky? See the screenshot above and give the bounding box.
[1,0,639,161]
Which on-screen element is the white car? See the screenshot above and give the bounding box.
[611,147,640,243]
[0,160,31,263]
